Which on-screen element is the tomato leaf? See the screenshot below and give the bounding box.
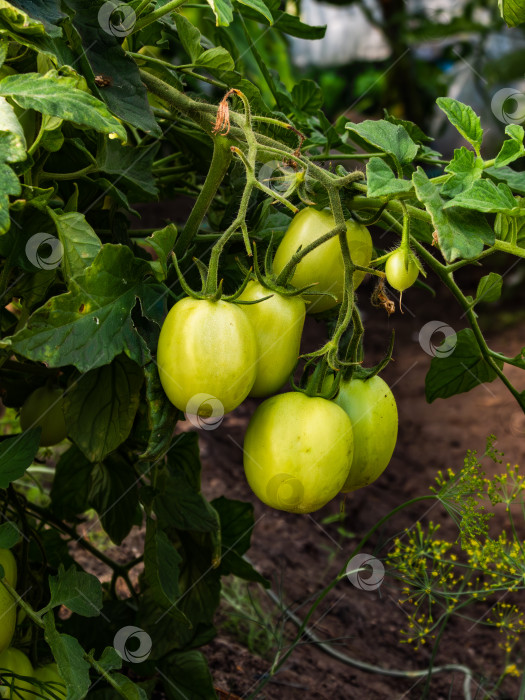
[413,168,494,261]
[485,165,525,195]
[441,147,483,198]
[0,521,21,548]
[206,0,234,26]
[48,564,103,617]
[6,244,156,371]
[50,445,93,519]
[65,0,161,137]
[65,354,143,463]
[425,328,502,403]
[366,157,413,197]
[494,125,525,168]
[89,454,141,545]
[50,210,102,282]
[96,138,158,198]
[0,428,41,488]
[443,179,519,215]
[346,119,419,167]
[475,273,503,304]
[43,613,91,700]
[291,79,323,116]
[0,96,26,234]
[436,97,483,154]
[144,518,189,624]
[172,14,203,62]
[159,651,216,700]
[0,72,126,140]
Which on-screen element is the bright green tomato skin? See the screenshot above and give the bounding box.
[157,298,258,415]
[272,208,373,314]
[33,664,66,699]
[0,550,17,655]
[238,281,305,397]
[244,392,353,513]
[332,376,398,492]
[385,249,419,292]
[0,648,33,699]
[19,387,67,447]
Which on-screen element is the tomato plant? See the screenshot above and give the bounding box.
[0,0,524,697]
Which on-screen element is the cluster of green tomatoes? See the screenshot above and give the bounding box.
[0,549,65,698]
[158,207,412,514]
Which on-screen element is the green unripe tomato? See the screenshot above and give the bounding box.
[157,298,258,416]
[330,375,398,492]
[243,392,353,513]
[0,648,33,699]
[237,281,306,397]
[385,248,419,292]
[272,207,373,314]
[0,550,17,655]
[33,664,66,699]
[19,387,67,447]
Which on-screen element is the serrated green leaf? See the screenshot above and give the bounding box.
[444,179,519,214]
[50,210,102,282]
[107,674,148,700]
[346,119,418,167]
[413,168,494,261]
[0,72,126,140]
[160,651,216,700]
[66,0,161,137]
[6,244,155,371]
[3,0,66,37]
[172,13,203,62]
[96,138,158,198]
[43,613,91,700]
[96,647,122,673]
[494,137,525,168]
[194,46,235,73]
[441,147,483,197]
[48,564,103,617]
[145,518,188,623]
[495,212,525,246]
[0,428,41,488]
[425,328,502,402]
[366,157,413,197]
[291,79,323,116]
[486,165,525,195]
[475,272,502,304]
[436,97,483,152]
[64,354,143,463]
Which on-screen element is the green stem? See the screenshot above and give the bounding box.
[175,137,231,256]
[40,165,95,181]
[133,0,188,31]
